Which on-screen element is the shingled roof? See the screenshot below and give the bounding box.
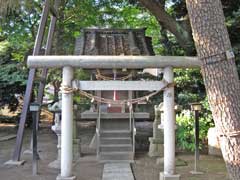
[74,28,155,56]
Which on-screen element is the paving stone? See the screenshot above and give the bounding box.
[102,163,134,180]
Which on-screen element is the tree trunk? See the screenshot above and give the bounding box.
[54,0,66,55]
[186,0,240,179]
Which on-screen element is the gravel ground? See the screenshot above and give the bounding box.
[0,121,229,180]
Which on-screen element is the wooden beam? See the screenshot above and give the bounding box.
[28,55,201,69]
[72,80,168,91]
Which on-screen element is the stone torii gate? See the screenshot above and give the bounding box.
[3,0,202,179]
[28,55,201,180]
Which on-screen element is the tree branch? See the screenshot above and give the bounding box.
[137,0,194,55]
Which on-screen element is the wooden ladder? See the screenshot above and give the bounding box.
[10,0,60,162]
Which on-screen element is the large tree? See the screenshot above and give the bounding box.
[138,0,240,178]
[186,0,240,179]
[136,0,240,56]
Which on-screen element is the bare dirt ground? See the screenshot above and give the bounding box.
[0,121,229,180]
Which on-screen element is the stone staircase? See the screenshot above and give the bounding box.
[97,118,135,163]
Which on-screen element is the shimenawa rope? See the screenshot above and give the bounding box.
[60,80,174,105]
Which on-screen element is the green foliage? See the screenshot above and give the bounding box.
[52,0,161,55]
[175,68,205,108]
[0,41,28,111]
[176,98,214,151]
[0,1,42,110]
[176,112,195,151]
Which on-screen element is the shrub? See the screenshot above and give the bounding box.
[176,99,214,151]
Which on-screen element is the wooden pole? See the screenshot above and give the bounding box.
[32,110,38,176]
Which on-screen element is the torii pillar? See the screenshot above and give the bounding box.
[160,67,180,180]
[57,66,76,180]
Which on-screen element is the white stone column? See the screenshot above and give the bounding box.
[160,67,180,180]
[57,66,76,180]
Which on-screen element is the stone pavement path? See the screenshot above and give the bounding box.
[102,163,134,180]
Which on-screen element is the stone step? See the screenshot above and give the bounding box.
[99,152,134,162]
[100,130,131,138]
[100,118,130,131]
[100,137,132,145]
[100,144,132,152]
[100,160,134,163]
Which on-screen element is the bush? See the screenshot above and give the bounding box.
[176,99,214,151]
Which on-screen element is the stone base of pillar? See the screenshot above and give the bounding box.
[148,138,164,157]
[160,173,180,180]
[190,170,204,175]
[23,149,41,160]
[48,159,60,169]
[4,160,25,166]
[23,149,33,155]
[56,175,76,180]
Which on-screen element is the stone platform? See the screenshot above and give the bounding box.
[81,111,149,120]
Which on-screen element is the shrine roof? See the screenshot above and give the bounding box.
[74,28,155,56]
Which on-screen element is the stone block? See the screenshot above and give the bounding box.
[56,175,76,180]
[48,159,60,169]
[159,172,180,180]
[190,171,204,175]
[23,149,33,155]
[149,137,163,144]
[73,138,81,159]
[102,163,134,180]
[154,128,164,139]
[148,138,164,157]
[208,127,222,156]
[4,160,25,166]
[156,157,164,165]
